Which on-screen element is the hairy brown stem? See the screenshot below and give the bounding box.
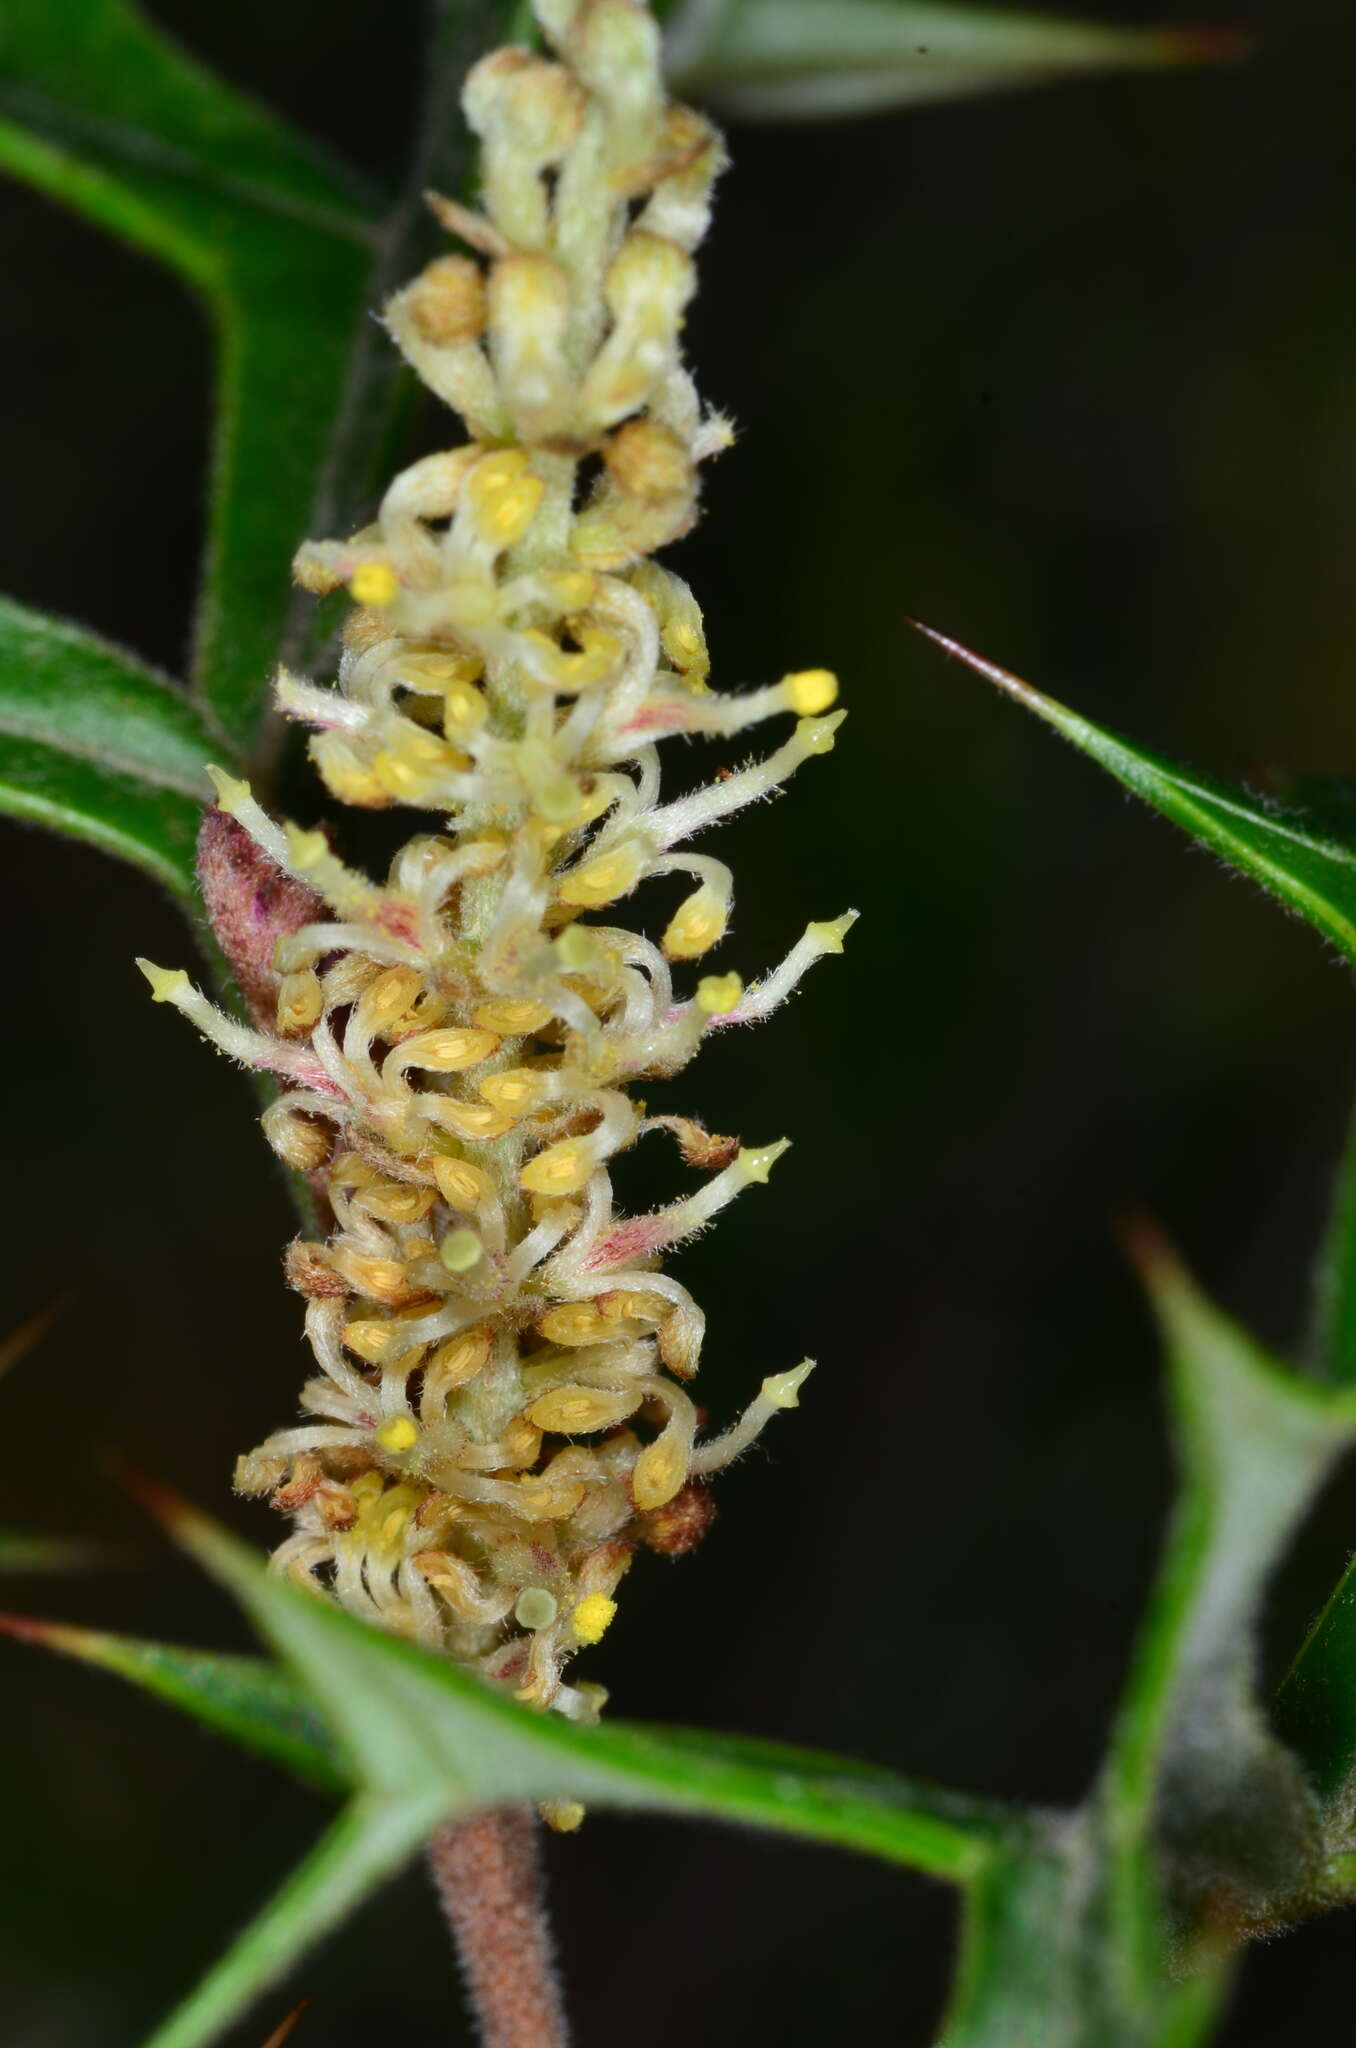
[427,1808,570,2048]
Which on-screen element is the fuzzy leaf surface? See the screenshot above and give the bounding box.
[0,0,379,754]
[914,624,1356,969]
[938,1816,1230,2048]
[666,1,1237,120]
[1102,1237,1356,1976]
[0,596,217,899]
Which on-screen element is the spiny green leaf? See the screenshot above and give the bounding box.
[110,1486,1001,2047]
[0,0,380,755]
[1102,1228,1356,1967]
[0,595,217,899]
[0,1613,343,1793]
[666,1,1241,121]
[168,1493,1003,1870]
[912,623,1356,969]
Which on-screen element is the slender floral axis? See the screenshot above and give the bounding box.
[140,0,853,1770]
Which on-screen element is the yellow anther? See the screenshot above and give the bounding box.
[205,764,250,816]
[467,451,544,549]
[332,1251,415,1305]
[571,1594,618,1646]
[432,1156,495,1211]
[372,727,469,801]
[477,1067,548,1113]
[696,971,742,1015]
[514,1586,558,1631]
[489,484,542,542]
[662,884,727,961]
[631,1436,688,1512]
[440,1228,483,1274]
[343,1320,405,1365]
[762,1358,816,1409]
[520,1138,593,1197]
[600,1290,669,1324]
[558,626,623,689]
[806,911,858,954]
[312,737,391,809]
[538,1302,613,1346]
[376,1414,419,1452]
[350,562,399,606]
[424,1099,519,1141]
[738,1139,789,1185]
[784,668,839,716]
[473,998,552,1035]
[359,966,424,1033]
[427,1326,494,1389]
[276,969,322,1034]
[527,1386,638,1433]
[556,840,645,908]
[397,1027,500,1071]
[443,678,488,734]
[137,959,190,1005]
[361,1183,436,1225]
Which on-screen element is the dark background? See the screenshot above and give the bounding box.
[3,0,1356,2040]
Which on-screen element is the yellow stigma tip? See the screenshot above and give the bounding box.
[762,1358,815,1410]
[796,710,845,756]
[376,1415,418,1452]
[738,1139,789,1185]
[696,971,742,1015]
[571,1593,618,1645]
[806,909,859,955]
[784,668,839,716]
[137,958,190,1005]
[350,561,399,606]
[205,764,250,815]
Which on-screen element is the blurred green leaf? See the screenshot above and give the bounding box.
[114,1493,1001,2047]
[0,1615,343,1793]
[666,0,1239,120]
[0,1536,106,1572]
[0,0,380,755]
[0,596,217,900]
[913,623,1356,969]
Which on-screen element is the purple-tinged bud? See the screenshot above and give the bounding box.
[196,808,324,1030]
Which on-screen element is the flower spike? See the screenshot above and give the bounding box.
[141,0,849,1748]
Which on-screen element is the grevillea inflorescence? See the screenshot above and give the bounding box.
[140,0,853,1766]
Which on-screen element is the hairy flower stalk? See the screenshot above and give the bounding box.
[142,0,851,1775]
